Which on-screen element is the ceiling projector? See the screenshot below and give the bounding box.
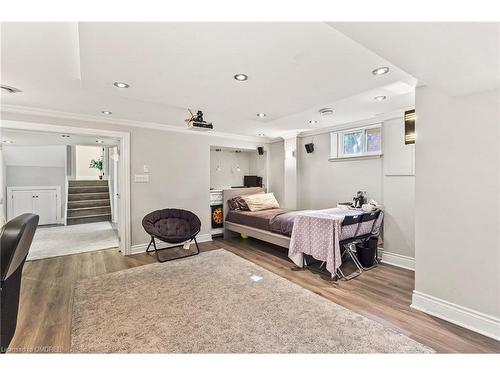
[185,109,213,131]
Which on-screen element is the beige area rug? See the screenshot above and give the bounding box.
[71,249,433,353]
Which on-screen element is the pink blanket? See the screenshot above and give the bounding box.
[288,212,343,275]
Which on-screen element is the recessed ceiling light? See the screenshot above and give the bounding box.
[96,140,105,144]
[258,133,265,137]
[2,140,13,144]
[257,113,266,118]
[234,74,248,81]
[372,67,390,76]
[374,95,387,101]
[61,134,71,138]
[1,85,22,94]
[101,110,113,115]
[308,120,318,124]
[113,81,129,88]
[319,108,334,116]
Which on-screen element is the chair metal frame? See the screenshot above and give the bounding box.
[335,209,382,280]
[145,230,201,263]
[311,210,382,281]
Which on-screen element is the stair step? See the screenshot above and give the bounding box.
[67,206,111,218]
[68,199,110,209]
[68,192,109,201]
[67,214,112,226]
[69,186,109,194]
[69,180,108,187]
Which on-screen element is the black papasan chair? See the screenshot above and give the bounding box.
[142,208,201,263]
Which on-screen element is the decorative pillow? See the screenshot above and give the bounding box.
[227,196,250,211]
[233,196,250,210]
[242,193,280,212]
[227,198,239,211]
[227,191,265,211]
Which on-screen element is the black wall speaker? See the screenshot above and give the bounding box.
[257,146,264,155]
[305,143,314,154]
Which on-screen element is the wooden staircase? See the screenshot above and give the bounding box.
[67,180,112,225]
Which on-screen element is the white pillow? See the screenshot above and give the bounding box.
[243,192,280,212]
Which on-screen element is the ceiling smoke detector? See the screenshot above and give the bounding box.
[318,108,334,116]
[1,85,22,94]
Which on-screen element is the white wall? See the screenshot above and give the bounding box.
[249,151,267,187]
[268,141,285,206]
[382,176,415,258]
[3,145,66,167]
[413,87,500,336]
[1,112,268,247]
[296,116,416,260]
[297,132,383,209]
[75,145,103,180]
[283,137,298,209]
[4,145,67,220]
[382,116,416,258]
[210,150,251,189]
[210,149,267,190]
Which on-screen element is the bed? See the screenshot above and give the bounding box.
[223,188,382,246]
[223,187,384,278]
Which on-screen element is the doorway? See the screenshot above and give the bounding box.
[0,121,131,257]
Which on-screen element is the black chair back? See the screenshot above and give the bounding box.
[341,213,363,226]
[1,213,39,353]
[361,209,381,223]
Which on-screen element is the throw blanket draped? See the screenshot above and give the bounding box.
[288,212,343,275]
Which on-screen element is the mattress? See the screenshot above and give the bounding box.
[225,209,287,232]
[226,207,382,239]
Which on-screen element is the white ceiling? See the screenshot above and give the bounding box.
[1,22,416,138]
[1,22,497,139]
[0,128,119,147]
[330,22,500,97]
[77,23,415,120]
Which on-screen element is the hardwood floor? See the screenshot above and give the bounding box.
[9,238,500,353]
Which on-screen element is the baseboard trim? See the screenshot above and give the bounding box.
[378,249,415,271]
[130,233,212,255]
[411,291,500,341]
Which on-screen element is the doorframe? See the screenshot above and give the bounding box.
[0,120,132,254]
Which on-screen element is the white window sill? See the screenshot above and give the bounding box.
[328,154,383,162]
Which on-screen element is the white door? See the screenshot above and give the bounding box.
[11,190,35,218]
[33,190,57,225]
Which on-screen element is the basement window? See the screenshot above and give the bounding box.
[329,123,382,161]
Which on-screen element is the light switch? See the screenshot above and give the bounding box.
[134,174,150,183]
[143,165,150,173]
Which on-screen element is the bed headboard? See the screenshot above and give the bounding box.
[223,187,265,220]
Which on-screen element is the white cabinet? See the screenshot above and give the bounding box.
[7,186,61,225]
[11,190,34,218]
